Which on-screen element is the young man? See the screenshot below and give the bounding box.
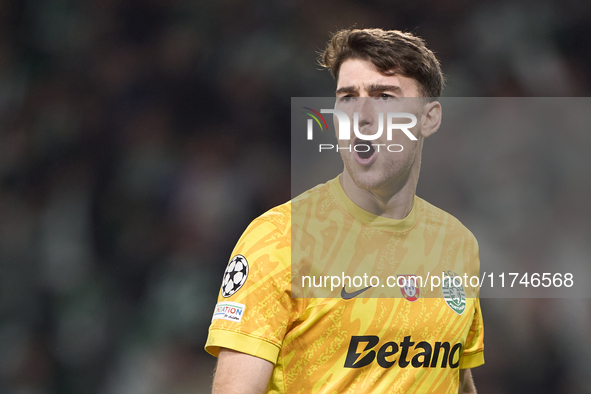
[205,28,484,393]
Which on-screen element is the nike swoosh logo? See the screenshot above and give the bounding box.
[341,286,372,300]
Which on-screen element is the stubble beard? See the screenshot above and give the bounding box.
[341,147,419,195]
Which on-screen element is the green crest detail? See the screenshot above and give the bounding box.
[442,272,466,315]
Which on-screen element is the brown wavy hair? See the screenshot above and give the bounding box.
[319,28,444,98]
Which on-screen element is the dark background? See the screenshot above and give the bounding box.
[0,0,590,393]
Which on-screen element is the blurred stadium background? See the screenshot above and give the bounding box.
[0,0,590,393]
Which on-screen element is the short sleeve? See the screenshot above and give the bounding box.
[459,297,484,369]
[205,216,295,364]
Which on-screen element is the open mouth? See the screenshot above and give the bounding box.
[354,138,376,163]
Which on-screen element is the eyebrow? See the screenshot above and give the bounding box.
[336,86,357,95]
[336,84,403,95]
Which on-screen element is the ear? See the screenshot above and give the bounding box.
[420,100,442,138]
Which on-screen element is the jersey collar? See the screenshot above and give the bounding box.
[328,175,421,232]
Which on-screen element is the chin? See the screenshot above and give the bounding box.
[344,158,411,193]
[348,169,392,191]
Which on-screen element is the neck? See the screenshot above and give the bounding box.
[339,156,421,220]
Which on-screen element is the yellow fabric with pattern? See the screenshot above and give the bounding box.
[206,176,484,393]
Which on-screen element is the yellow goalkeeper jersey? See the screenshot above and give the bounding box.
[206,176,484,393]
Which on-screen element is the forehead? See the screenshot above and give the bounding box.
[336,58,421,97]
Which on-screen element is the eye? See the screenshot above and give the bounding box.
[379,94,394,100]
[339,95,355,102]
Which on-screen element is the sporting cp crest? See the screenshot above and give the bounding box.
[442,271,466,315]
[398,275,420,302]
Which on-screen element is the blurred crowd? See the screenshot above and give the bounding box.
[0,0,590,393]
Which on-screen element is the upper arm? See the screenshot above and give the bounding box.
[205,216,293,361]
[206,216,291,392]
[459,298,485,369]
[459,368,477,394]
[212,348,274,394]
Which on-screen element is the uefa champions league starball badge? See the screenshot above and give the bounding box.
[222,255,249,297]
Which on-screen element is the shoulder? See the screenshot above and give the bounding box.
[233,202,291,254]
[230,203,292,277]
[250,181,334,238]
[417,196,479,247]
[252,201,291,237]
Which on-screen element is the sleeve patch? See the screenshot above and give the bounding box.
[212,301,246,323]
[221,255,249,297]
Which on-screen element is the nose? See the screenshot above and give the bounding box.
[355,97,376,131]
